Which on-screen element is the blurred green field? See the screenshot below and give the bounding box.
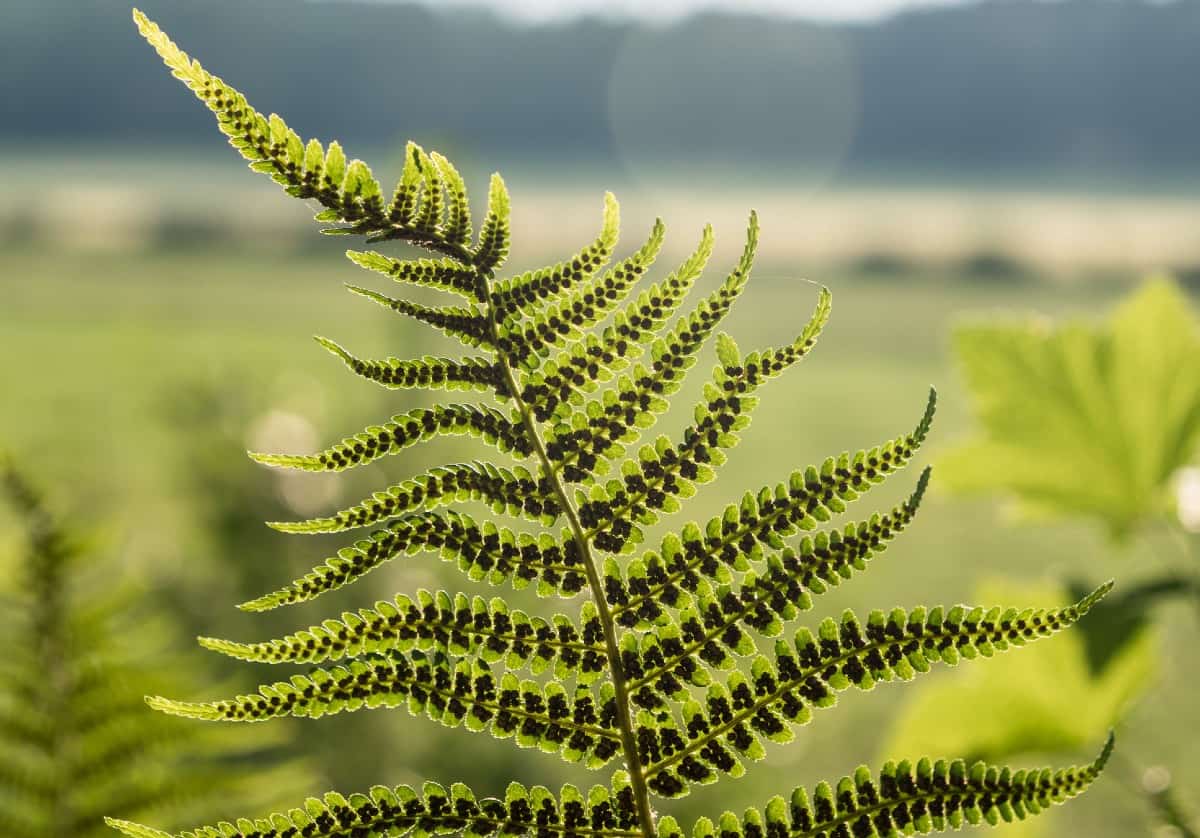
[4,232,1197,834]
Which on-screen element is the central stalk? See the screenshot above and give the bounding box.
[481,281,658,838]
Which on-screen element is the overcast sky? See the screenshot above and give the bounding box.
[420,0,976,24]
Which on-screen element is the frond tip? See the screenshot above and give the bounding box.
[658,733,1114,838]
[639,582,1113,797]
[104,819,171,838]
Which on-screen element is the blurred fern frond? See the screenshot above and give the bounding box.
[0,457,314,837]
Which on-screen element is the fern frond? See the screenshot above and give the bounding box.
[540,217,751,463]
[127,14,1119,836]
[108,774,644,838]
[605,395,935,627]
[346,250,482,302]
[266,462,560,534]
[620,475,932,707]
[356,141,475,254]
[658,734,1113,838]
[522,223,716,423]
[249,403,529,472]
[315,336,501,392]
[640,583,1112,797]
[148,651,623,767]
[239,512,587,612]
[201,592,607,682]
[578,288,834,553]
[497,220,666,366]
[135,12,479,261]
[621,469,929,635]
[1,456,314,835]
[346,284,491,348]
[492,192,622,320]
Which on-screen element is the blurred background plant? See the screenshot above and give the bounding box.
[4,0,1200,834]
[884,277,1200,836]
[940,277,1200,547]
[0,455,316,836]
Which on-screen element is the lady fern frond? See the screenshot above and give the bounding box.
[114,10,1115,838]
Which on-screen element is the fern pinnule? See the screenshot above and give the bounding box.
[111,9,1116,838]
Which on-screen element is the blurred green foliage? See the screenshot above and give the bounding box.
[0,457,316,836]
[895,278,1200,835]
[941,277,1200,540]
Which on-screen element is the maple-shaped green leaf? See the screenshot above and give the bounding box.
[941,277,1200,539]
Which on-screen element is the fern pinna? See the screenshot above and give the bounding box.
[113,10,1114,838]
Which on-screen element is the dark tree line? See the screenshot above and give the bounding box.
[5,0,1200,181]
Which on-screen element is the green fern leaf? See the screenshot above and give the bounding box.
[266,462,560,534]
[540,217,751,467]
[200,592,607,683]
[104,822,172,838]
[314,337,501,392]
[117,13,1119,838]
[432,151,473,247]
[576,289,833,553]
[881,579,1160,836]
[110,775,644,838]
[249,403,529,473]
[605,393,935,629]
[345,284,491,348]
[497,220,665,366]
[639,583,1112,797]
[238,512,588,612]
[149,650,623,768]
[492,192,622,320]
[345,250,482,301]
[618,476,932,708]
[615,468,930,639]
[411,146,445,237]
[384,141,425,229]
[521,223,715,423]
[474,173,512,275]
[656,735,1112,838]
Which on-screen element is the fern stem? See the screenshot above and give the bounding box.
[481,276,659,838]
[364,228,475,263]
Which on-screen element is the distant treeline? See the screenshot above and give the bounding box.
[5,0,1200,180]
